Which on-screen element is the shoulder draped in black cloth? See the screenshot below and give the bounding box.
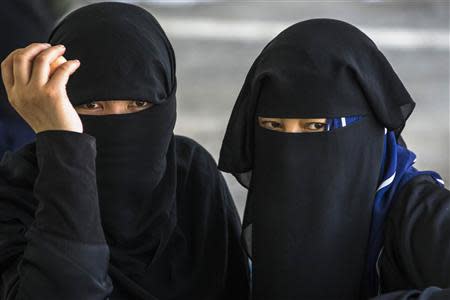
[218,18,450,300]
[0,2,249,299]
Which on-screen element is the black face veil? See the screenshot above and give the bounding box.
[47,0,186,288]
[219,19,416,299]
[49,2,177,271]
[47,4,250,299]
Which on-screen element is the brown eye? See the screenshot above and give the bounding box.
[305,122,326,131]
[135,101,147,107]
[263,121,282,130]
[83,102,100,109]
[129,101,151,109]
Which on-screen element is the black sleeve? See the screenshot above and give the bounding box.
[218,171,251,300]
[372,175,450,300]
[0,131,113,300]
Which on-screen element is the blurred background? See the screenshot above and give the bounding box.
[1,0,449,217]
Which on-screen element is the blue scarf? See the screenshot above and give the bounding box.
[328,116,444,297]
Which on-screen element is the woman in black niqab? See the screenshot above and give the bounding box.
[0,2,248,299]
[219,18,450,300]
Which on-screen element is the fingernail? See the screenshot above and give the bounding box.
[44,43,51,47]
[58,44,65,49]
[74,60,80,65]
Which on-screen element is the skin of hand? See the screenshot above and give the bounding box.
[1,43,82,133]
[49,56,67,76]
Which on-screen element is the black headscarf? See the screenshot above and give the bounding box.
[219,18,416,299]
[47,2,248,299]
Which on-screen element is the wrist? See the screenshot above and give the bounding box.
[35,126,83,134]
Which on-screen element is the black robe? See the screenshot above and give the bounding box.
[0,131,249,299]
[373,175,450,299]
[217,18,450,299]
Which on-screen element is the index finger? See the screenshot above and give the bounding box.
[13,43,52,85]
[1,48,22,89]
[1,43,51,89]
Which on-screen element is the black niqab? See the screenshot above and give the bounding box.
[45,2,248,299]
[219,19,416,299]
[49,1,178,276]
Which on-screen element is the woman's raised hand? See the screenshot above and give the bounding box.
[1,43,83,133]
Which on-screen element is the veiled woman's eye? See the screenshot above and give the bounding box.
[83,102,100,109]
[262,121,282,130]
[130,101,152,109]
[305,122,327,131]
[135,101,148,107]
